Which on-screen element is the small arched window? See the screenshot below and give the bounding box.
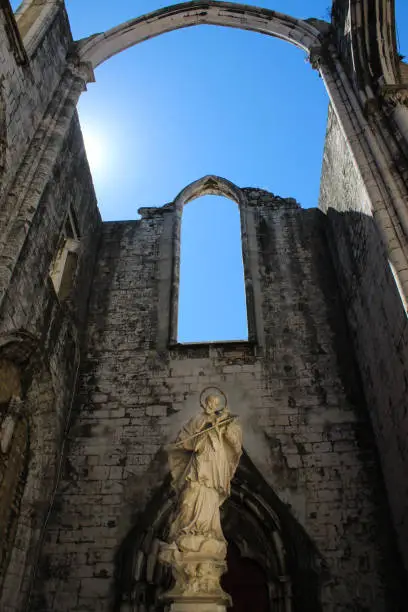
[177,195,248,343]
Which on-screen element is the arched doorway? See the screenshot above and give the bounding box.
[114,451,324,612]
[222,541,269,612]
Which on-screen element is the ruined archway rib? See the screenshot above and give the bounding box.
[173,175,246,210]
[76,1,324,69]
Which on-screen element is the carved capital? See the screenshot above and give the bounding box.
[66,55,96,86]
[160,540,230,606]
[380,85,408,108]
[308,45,323,71]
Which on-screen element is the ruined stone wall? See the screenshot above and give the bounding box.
[0,111,100,339]
[319,104,408,574]
[0,99,101,608]
[33,190,402,612]
[0,1,73,211]
[0,3,406,611]
[330,1,352,74]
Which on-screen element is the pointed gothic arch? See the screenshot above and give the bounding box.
[114,451,325,612]
[4,1,407,314]
[72,1,408,307]
[176,193,248,343]
[76,2,326,71]
[164,176,264,347]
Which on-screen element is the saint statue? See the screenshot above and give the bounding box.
[168,391,242,545]
[160,388,242,608]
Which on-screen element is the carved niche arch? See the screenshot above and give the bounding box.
[165,175,264,347]
[114,451,325,612]
[0,331,58,610]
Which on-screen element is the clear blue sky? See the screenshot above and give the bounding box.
[68,0,331,217]
[12,1,408,342]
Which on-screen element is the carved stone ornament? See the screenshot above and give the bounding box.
[380,85,408,108]
[308,46,323,71]
[160,388,242,610]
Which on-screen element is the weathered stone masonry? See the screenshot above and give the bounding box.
[0,105,100,609]
[0,2,100,605]
[319,104,408,598]
[31,187,403,611]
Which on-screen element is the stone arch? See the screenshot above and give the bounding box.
[221,482,291,611]
[167,175,263,346]
[6,1,407,308]
[75,1,408,304]
[173,175,247,212]
[74,1,408,303]
[114,451,324,612]
[232,452,326,612]
[76,2,325,70]
[0,331,58,610]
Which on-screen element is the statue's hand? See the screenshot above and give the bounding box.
[195,436,207,454]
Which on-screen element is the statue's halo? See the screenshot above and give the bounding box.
[200,387,227,411]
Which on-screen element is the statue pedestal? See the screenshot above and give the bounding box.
[170,603,226,612]
[160,536,230,612]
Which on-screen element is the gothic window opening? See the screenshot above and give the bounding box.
[177,195,248,343]
[49,206,80,301]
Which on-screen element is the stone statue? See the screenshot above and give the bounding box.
[160,388,242,611]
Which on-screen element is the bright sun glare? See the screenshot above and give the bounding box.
[81,127,107,174]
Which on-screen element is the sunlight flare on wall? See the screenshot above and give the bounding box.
[81,125,110,175]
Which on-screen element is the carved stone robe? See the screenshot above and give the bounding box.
[168,412,242,544]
